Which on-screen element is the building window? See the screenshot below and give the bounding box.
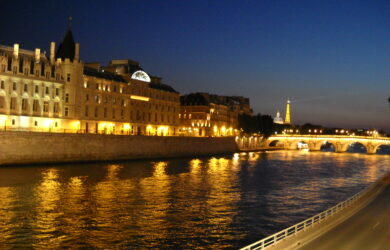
[103,107,107,118]
[33,100,39,112]
[24,84,28,92]
[94,95,99,103]
[55,88,59,96]
[65,93,69,103]
[53,102,59,113]
[34,121,38,126]
[64,107,69,116]
[85,94,89,102]
[112,109,115,119]
[85,106,89,117]
[19,58,24,73]
[113,85,117,92]
[10,97,16,110]
[41,63,45,76]
[7,56,12,71]
[12,82,16,91]
[94,107,98,117]
[30,61,34,75]
[67,73,71,82]
[45,87,49,95]
[22,99,28,111]
[0,96,5,108]
[43,101,49,112]
[35,85,39,93]
[0,80,4,89]
[12,119,15,125]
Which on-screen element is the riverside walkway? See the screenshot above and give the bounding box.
[241,173,390,250]
[299,175,390,250]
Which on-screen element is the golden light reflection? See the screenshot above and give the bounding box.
[32,168,62,248]
[189,158,202,175]
[0,187,15,244]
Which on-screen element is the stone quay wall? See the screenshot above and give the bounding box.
[0,131,239,165]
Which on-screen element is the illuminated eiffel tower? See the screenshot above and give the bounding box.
[284,99,291,124]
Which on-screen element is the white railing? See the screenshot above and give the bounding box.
[240,180,379,250]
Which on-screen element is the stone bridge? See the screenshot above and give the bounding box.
[236,135,390,154]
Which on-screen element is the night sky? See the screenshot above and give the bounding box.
[1,0,389,131]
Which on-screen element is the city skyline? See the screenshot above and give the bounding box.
[1,0,389,131]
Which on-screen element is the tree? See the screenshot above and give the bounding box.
[257,114,274,138]
[238,113,275,138]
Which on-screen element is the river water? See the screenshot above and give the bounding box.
[0,148,389,249]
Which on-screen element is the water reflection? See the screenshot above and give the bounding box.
[0,151,389,249]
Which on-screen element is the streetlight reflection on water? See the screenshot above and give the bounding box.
[0,150,389,248]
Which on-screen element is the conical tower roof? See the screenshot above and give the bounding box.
[56,29,75,61]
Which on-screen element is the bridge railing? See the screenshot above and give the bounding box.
[240,179,379,250]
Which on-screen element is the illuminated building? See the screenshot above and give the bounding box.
[273,110,284,124]
[0,28,180,135]
[285,99,291,124]
[179,93,245,136]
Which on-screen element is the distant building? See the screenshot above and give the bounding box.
[273,99,292,125]
[273,111,284,124]
[179,93,249,136]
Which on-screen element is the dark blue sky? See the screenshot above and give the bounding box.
[1,0,389,131]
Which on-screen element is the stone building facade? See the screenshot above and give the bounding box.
[179,93,248,136]
[0,29,180,136]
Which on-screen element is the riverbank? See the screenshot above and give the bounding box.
[0,131,238,165]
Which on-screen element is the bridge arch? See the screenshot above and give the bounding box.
[346,142,367,153]
[320,141,336,152]
[376,144,390,154]
[268,140,284,147]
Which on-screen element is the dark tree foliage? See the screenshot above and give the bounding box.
[238,113,275,138]
[238,114,257,133]
[257,114,274,138]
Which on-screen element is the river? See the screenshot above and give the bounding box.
[0,148,389,249]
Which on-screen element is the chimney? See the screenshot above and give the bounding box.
[50,42,55,63]
[13,44,19,59]
[75,43,80,61]
[35,48,40,62]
